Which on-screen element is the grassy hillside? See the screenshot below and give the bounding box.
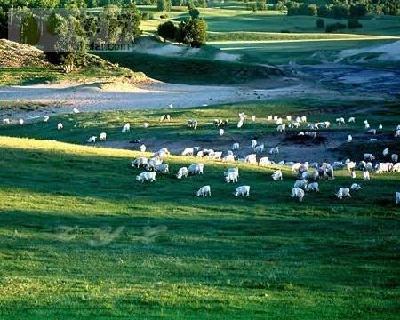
[0,40,149,86]
[96,51,282,84]
[0,135,399,319]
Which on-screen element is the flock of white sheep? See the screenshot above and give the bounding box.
[2,108,399,204]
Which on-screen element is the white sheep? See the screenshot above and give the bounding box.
[196,185,211,197]
[122,123,130,133]
[99,132,107,141]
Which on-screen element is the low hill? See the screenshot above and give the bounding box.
[0,39,151,86]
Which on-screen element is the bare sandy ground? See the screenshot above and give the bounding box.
[0,78,383,120]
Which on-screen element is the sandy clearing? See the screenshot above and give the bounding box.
[0,80,316,117]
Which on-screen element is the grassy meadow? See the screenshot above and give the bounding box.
[0,132,399,319]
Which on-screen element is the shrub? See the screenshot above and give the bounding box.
[325,22,346,33]
[348,19,363,29]
[316,18,325,29]
[157,20,177,41]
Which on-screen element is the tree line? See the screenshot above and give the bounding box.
[266,0,400,17]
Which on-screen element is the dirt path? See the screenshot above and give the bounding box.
[0,79,384,120]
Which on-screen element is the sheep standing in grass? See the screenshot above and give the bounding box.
[396,192,400,205]
[235,186,250,197]
[99,132,107,141]
[57,123,63,130]
[336,188,351,199]
[122,123,130,133]
[87,136,97,143]
[3,118,10,124]
[292,187,305,202]
[271,170,283,181]
[139,144,146,152]
[176,167,188,179]
[196,185,211,197]
[19,119,24,125]
[44,116,50,122]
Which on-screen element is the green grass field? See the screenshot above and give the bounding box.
[0,130,399,319]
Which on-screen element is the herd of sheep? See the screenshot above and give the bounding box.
[2,108,400,204]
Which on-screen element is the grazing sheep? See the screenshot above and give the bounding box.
[131,157,148,168]
[196,185,211,197]
[251,139,257,149]
[176,167,189,179]
[300,116,307,123]
[382,148,389,157]
[271,170,283,181]
[336,117,345,125]
[275,118,283,125]
[269,147,279,155]
[87,136,97,143]
[286,116,292,121]
[393,163,400,172]
[154,148,170,158]
[292,163,301,172]
[363,171,370,180]
[3,118,10,124]
[364,153,375,161]
[143,122,149,128]
[122,123,130,133]
[223,155,235,162]
[306,182,319,192]
[154,163,169,174]
[251,115,256,122]
[348,117,356,123]
[336,188,351,199]
[43,116,50,122]
[254,144,264,154]
[232,142,239,150]
[99,132,107,141]
[237,119,244,128]
[57,123,63,130]
[351,171,357,179]
[19,119,24,125]
[188,163,204,175]
[294,179,308,189]
[396,192,400,205]
[351,183,362,190]
[347,161,356,172]
[375,163,393,173]
[276,124,286,133]
[292,187,305,202]
[395,130,400,137]
[181,147,197,156]
[391,154,398,163]
[139,144,146,152]
[347,134,352,142]
[234,186,250,197]
[244,154,257,165]
[136,172,156,183]
[225,167,239,177]
[219,128,224,136]
[225,171,238,183]
[259,157,270,166]
[73,107,80,114]
[379,124,383,130]
[146,157,163,171]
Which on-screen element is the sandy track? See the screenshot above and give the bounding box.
[0,79,384,120]
[0,80,312,115]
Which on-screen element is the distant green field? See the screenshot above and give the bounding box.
[140,6,400,37]
[215,38,398,65]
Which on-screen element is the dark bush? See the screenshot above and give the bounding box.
[347,19,363,29]
[325,22,346,33]
[316,18,325,28]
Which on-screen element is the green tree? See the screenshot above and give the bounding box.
[157,0,171,12]
[178,17,206,47]
[157,20,177,41]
